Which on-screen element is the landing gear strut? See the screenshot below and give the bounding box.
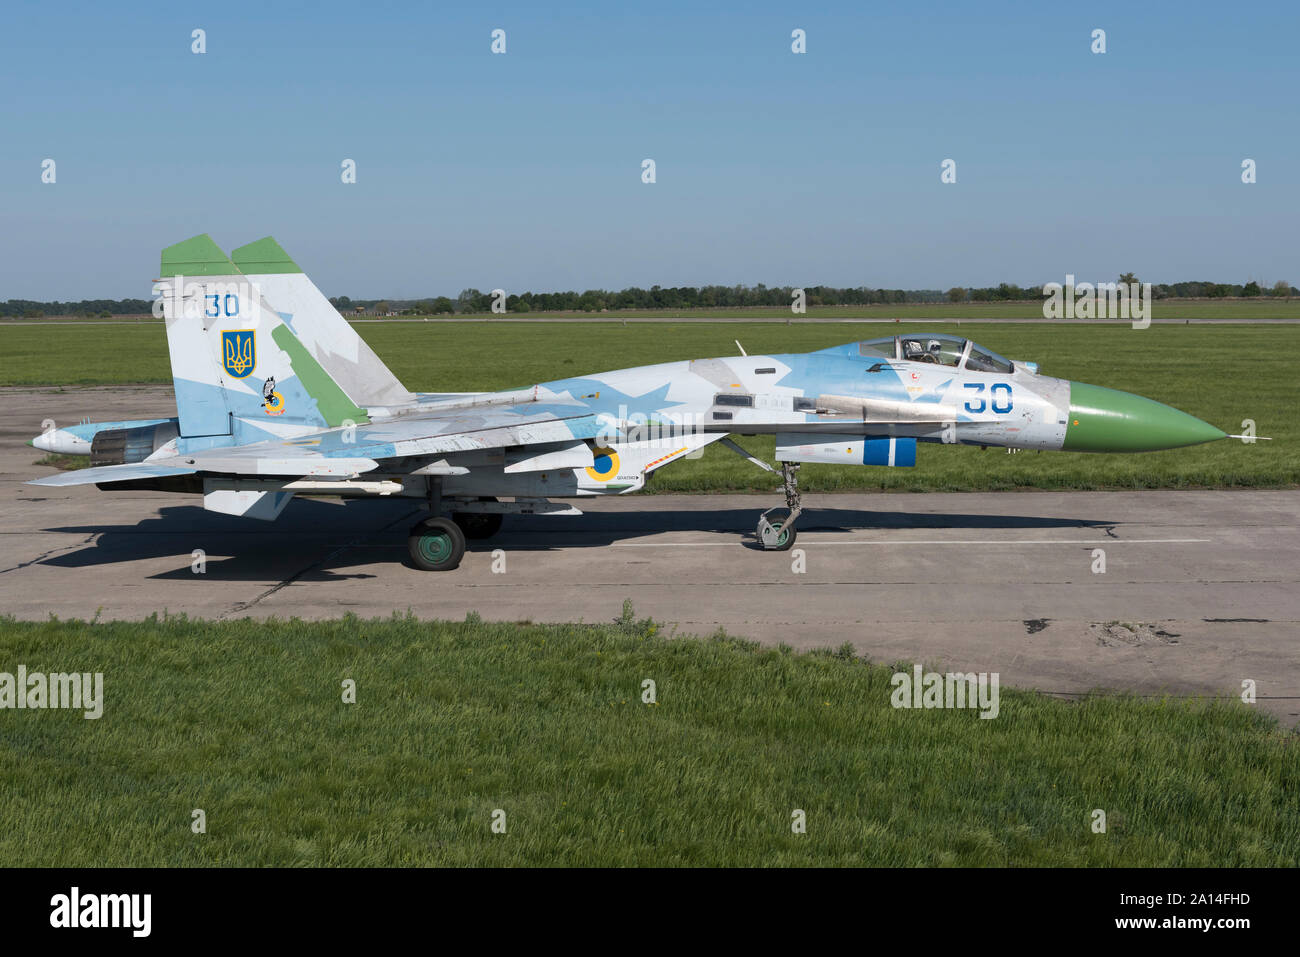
[716,439,806,552]
[756,462,802,551]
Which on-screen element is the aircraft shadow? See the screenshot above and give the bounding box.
[38,496,1116,579]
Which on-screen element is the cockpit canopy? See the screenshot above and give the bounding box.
[856,334,1014,373]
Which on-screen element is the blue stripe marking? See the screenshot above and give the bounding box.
[863,437,917,467]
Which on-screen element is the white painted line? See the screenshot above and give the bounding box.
[612,538,1212,547]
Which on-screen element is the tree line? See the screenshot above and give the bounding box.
[0,298,154,318]
[336,278,1296,315]
[1,278,1295,318]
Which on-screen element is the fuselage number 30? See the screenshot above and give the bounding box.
[963,382,1013,414]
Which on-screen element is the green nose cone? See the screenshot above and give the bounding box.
[1064,383,1227,452]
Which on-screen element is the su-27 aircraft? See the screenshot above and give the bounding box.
[30,235,1235,570]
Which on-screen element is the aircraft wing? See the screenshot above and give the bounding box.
[27,403,603,487]
[188,403,603,469]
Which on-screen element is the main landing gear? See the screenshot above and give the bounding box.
[408,489,502,571]
[407,494,580,570]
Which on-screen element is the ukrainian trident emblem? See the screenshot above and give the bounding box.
[222,330,256,378]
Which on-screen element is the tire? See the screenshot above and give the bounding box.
[408,517,467,571]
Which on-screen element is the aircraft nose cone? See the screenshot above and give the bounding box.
[1063,383,1227,452]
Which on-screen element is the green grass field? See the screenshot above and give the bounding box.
[7,321,1296,491]
[0,612,1293,867]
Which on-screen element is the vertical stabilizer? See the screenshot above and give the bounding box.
[157,234,369,450]
[230,237,415,409]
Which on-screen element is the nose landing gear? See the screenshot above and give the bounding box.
[755,461,802,551]
[716,438,806,552]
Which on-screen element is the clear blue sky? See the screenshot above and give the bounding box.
[2,0,1296,299]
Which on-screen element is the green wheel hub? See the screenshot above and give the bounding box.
[417,530,454,564]
[758,518,796,551]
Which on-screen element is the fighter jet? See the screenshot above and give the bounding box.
[28,235,1232,570]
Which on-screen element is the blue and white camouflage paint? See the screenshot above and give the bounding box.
[27,235,1230,568]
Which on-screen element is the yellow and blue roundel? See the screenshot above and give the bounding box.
[586,447,620,481]
[222,330,256,378]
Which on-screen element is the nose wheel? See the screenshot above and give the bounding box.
[755,462,802,551]
[756,511,797,550]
